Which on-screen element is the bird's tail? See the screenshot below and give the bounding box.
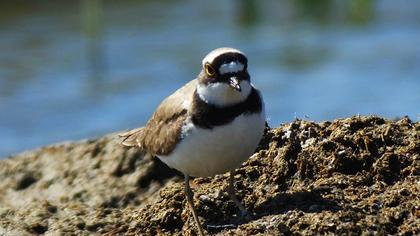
[118,127,144,147]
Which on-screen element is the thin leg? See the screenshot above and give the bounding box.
[228,170,249,218]
[184,174,205,236]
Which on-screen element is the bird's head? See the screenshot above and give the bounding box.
[197,47,252,107]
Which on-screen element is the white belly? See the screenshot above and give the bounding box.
[158,111,265,177]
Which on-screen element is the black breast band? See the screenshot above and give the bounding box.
[191,87,263,129]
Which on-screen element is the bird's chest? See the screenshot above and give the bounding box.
[158,112,265,177]
[183,113,263,151]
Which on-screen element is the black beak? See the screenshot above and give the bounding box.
[229,77,241,92]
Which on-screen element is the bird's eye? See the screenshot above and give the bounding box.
[205,63,216,76]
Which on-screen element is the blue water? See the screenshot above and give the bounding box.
[1,1,419,158]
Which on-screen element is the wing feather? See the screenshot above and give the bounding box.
[119,127,144,147]
[119,80,197,155]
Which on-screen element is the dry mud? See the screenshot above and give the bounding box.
[0,116,419,235]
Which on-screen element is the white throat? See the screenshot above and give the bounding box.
[197,80,252,107]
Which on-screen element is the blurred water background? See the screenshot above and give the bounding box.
[0,0,419,158]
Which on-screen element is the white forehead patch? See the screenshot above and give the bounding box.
[219,61,244,74]
[202,47,245,67]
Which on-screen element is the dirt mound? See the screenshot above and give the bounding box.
[0,116,419,235]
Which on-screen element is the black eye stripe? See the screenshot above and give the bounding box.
[219,71,250,81]
[211,53,248,71]
[200,52,250,86]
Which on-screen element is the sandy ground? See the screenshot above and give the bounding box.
[0,116,419,235]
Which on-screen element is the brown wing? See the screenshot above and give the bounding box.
[119,79,197,155]
[119,127,144,147]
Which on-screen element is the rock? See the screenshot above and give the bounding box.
[0,116,419,235]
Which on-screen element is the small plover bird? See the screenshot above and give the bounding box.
[120,47,265,235]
